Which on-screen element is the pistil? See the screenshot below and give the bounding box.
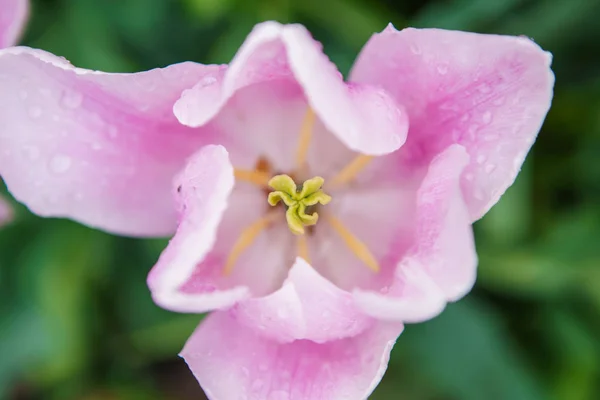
[268,174,331,235]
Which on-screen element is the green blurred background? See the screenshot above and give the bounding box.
[1,0,599,399]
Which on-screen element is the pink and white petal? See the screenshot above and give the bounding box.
[353,145,477,322]
[0,0,28,48]
[313,183,416,293]
[175,21,408,155]
[213,79,307,174]
[353,258,446,323]
[351,26,554,220]
[232,257,374,343]
[0,194,13,226]
[147,145,251,313]
[0,47,222,236]
[413,144,477,300]
[181,311,403,400]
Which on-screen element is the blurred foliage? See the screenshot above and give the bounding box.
[1,0,599,398]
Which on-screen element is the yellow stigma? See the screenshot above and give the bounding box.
[267,174,332,235]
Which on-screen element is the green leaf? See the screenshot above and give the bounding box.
[393,300,546,400]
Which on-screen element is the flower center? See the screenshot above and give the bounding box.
[267,174,332,235]
[225,107,382,276]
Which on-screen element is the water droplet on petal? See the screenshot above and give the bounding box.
[28,106,42,119]
[107,125,118,138]
[49,154,72,174]
[199,76,217,87]
[61,91,83,109]
[251,379,264,391]
[91,142,102,151]
[22,146,40,161]
[484,163,496,174]
[409,43,422,55]
[482,111,493,124]
[38,87,52,97]
[476,154,486,164]
[478,84,491,93]
[492,97,505,106]
[436,63,448,75]
[277,307,288,319]
[268,390,290,400]
[465,173,475,181]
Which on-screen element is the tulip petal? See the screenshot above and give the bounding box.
[0,47,222,236]
[0,0,28,47]
[232,257,374,343]
[354,145,477,322]
[147,144,253,312]
[351,26,554,220]
[181,311,403,400]
[175,21,408,156]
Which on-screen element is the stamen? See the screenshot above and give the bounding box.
[268,174,331,235]
[224,214,277,275]
[297,234,310,263]
[234,168,271,187]
[330,155,373,188]
[325,215,380,273]
[295,108,316,170]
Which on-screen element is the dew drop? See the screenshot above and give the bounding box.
[107,125,118,138]
[38,87,52,98]
[478,84,491,94]
[49,154,72,174]
[28,106,42,119]
[268,390,290,400]
[492,96,505,106]
[251,379,264,391]
[482,111,493,124]
[476,154,486,164]
[199,76,217,87]
[465,173,475,181]
[484,163,496,174]
[409,43,422,55]
[22,146,40,161]
[91,142,102,151]
[61,91,83,109]
[277,307,289,319]
[436,63,448,75]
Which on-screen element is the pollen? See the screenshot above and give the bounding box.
[267,174,332,235]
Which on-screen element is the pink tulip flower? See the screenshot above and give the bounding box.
[0,21,553,399]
